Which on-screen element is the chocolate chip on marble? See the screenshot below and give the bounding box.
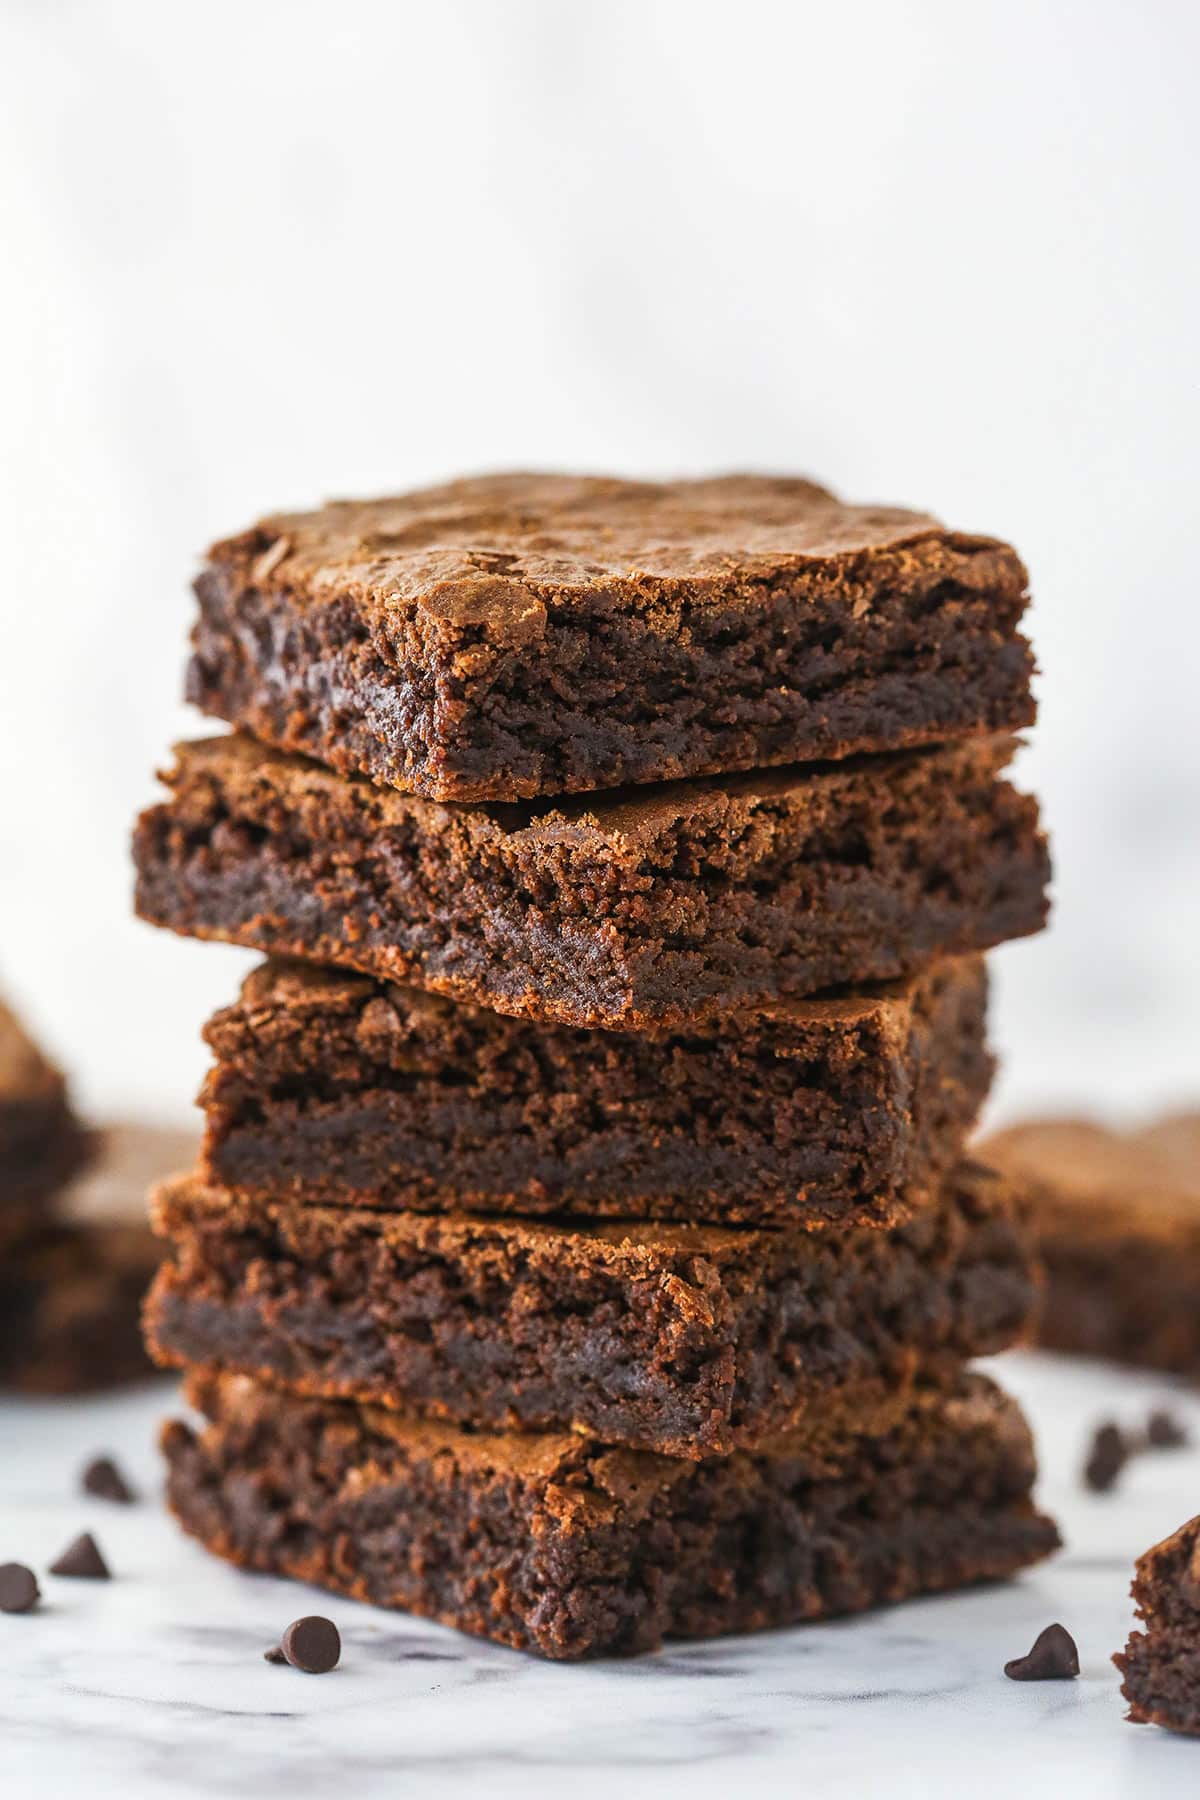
[1004,1622,1080,1681]
[81,1456,137,1504]
[263,1645,287,1664]
[280,1616,341,1673]
[0,1564,40,1614]
[49,1532,110,1579]
[1084,1422,1128,1492]
[1146,1410,1189,1450]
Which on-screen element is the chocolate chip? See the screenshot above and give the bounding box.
[1084,1422,1128,1492]
[1005,1622,1080,1681]
[263,1645,287,1664]
[1147,1410,1189,1450]
[81,1456,136,1504]
[280,1616,340,1673]
[49,1533,110,1579]
[0,1564,40,1614]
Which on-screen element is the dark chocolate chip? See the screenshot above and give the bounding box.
[82,1456,136,1504]
[49,1533,110,1579]
[280,1616,341,1674]
[1005,1622,1080,1681]
[1084,1422,1128,1492]
[1147,1410,1189,1450]
[263,1646,287,1664]
[0,1564,40,1614]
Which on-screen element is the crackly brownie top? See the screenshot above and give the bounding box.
[982,1118,1200,1243]
[207,471,1025,626]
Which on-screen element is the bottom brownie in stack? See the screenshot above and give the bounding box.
[163,1370,1058,1660]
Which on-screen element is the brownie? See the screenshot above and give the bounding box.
[133,732,1048,1030]
[162,1368,1058,1659]
[144,1159,1035,1458]
[981,1116,1200,1373]
[1116,1513,1200,1734]
[0,998,91,1245]
[198,955,992,1228]
[186,472,1035,803]
[0,1122,194,1395]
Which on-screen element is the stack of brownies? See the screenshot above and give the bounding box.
[133,472,1058,1659]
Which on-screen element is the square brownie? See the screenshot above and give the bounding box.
[144,1159,1036,1458]
[187,473,1035,802]
[980,1116,1200,1373]
[197,955,992,1228]
[1116,1513,1200,1734]
[162,1369,1059,1658]
[133,732,1048,1029]
[0,997,91,1247]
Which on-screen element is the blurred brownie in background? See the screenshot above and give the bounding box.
[980,1113,1200,1374]
[1,1121,196,1395]
[0,997,92,1247]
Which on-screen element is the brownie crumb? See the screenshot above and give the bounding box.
[1116,1512,1200,1733]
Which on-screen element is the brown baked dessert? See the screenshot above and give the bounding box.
[1,1122,195,1394]
[1116,1512,1200,1734]
[187,472,1035,802]
[980,1114,1200,1372]
[133,733,1048,1030]
[0,997,91,1246]
[197,955,992,1228]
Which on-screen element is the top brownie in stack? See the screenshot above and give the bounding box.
[186,472,1035,803]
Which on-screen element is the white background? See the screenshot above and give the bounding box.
[1,0,1196,1127]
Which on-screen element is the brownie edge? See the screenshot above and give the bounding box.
[1116,1513,1200,1734]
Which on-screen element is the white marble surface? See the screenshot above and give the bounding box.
[3,1350,1200,1799]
